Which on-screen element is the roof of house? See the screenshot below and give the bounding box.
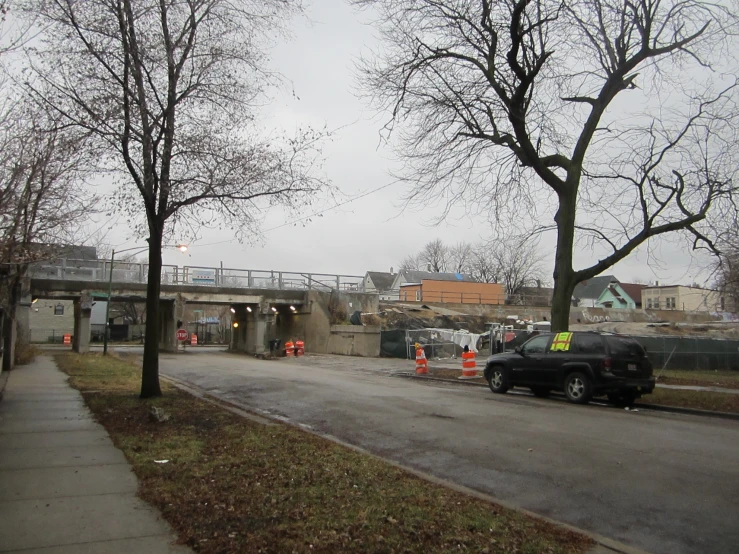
[603,285,628,305]
[573,275,619,300]
[618,283,647,303]
[55,245,98,261]
[28,243,98,263]
[643,284,715,291]
[400,270,477,284]
[518,286,555,298]
[366,271,396,292]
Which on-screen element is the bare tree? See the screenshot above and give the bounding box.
[467,244,497,283]
[23,0,329,396]
[399,253,422,271]
[489,238,547,298]
[356,0,739,331]
[401,239,478,274]
[715,221,739,312]
[447,241,472,274]
[0,102,93,370]
[420,238,449,272]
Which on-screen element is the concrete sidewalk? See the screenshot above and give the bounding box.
[0,356,190,553]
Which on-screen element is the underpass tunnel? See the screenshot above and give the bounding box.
[230,303,258,353]
[230,301,307,355]
[267,302,308,355]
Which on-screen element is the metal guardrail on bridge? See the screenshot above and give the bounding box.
[28,259,364,292]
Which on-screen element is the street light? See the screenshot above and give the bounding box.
[103,243,187,355]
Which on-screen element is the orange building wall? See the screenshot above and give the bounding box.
[401,280,505,304]
[399,284,421,302]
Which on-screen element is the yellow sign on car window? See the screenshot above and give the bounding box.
[550,332,573,352]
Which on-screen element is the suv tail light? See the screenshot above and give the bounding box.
[602,357,612,371]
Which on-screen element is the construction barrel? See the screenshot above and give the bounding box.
[415,344,428,375]
[460,350,477,379]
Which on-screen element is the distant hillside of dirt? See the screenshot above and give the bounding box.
[377,302,739,339]
[377,303,490,333]
[570,321,739,339]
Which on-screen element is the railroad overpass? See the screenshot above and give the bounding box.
[25,260,377,355]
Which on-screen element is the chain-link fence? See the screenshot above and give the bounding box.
[633,336,739,371]
[401,329,482,359]
[30,328,74,343]
[381,329,739,371]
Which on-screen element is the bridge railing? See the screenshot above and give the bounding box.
[28,260,178,284]
[29,259,365,292]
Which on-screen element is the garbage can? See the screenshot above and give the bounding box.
[268,339,282,356]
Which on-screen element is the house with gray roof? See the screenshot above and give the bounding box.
[572,275,619,307]
[363,271,397,301]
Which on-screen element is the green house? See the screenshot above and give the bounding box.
[595,283,646,310]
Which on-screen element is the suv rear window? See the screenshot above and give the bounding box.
[573,334,605,354]
[605,336,646,357]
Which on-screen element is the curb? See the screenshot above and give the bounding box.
[161,373,650,554]
[397,373,739,422]
[631,401,739,422]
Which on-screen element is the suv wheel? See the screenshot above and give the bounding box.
[564,372,592,404]
[488,367,509,394]
[530,386,551,398]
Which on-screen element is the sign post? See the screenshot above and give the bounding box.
[176,328,188,352]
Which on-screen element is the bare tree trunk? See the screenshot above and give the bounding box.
[141,225,163,398]
[551,194,577,332]
[2,278,20,372]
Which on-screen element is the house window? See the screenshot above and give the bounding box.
[721,297,725,311]
[665,297,676,309]
[415,290,421,301]
[54,304,64,316]
[647,298,653,309]
[653,299,660,309]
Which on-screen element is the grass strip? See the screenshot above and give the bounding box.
[655,369,739,390]
[638,388,739,414]
[428,367,483,380]
[56,352,591,554]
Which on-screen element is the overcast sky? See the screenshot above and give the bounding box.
[104,0,716,287]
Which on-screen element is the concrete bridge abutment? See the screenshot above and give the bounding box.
[159,297,184,353]
[72,293,93,354]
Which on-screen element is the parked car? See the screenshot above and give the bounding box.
[483,332,654,405]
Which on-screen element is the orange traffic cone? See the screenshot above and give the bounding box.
[459,349,477,379]
[415,343,428,375]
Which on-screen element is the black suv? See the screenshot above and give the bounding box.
[484,332,654,405]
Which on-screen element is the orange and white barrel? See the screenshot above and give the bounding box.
[63,334,71,345]
[459,350,477,379]
[191,334,198,346]
[285,340,295,357]
[295,340,305,356]
[415,347,428,375]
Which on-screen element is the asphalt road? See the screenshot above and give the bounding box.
[159,351,739,554]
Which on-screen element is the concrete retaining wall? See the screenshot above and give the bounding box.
[327,325,381,357]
